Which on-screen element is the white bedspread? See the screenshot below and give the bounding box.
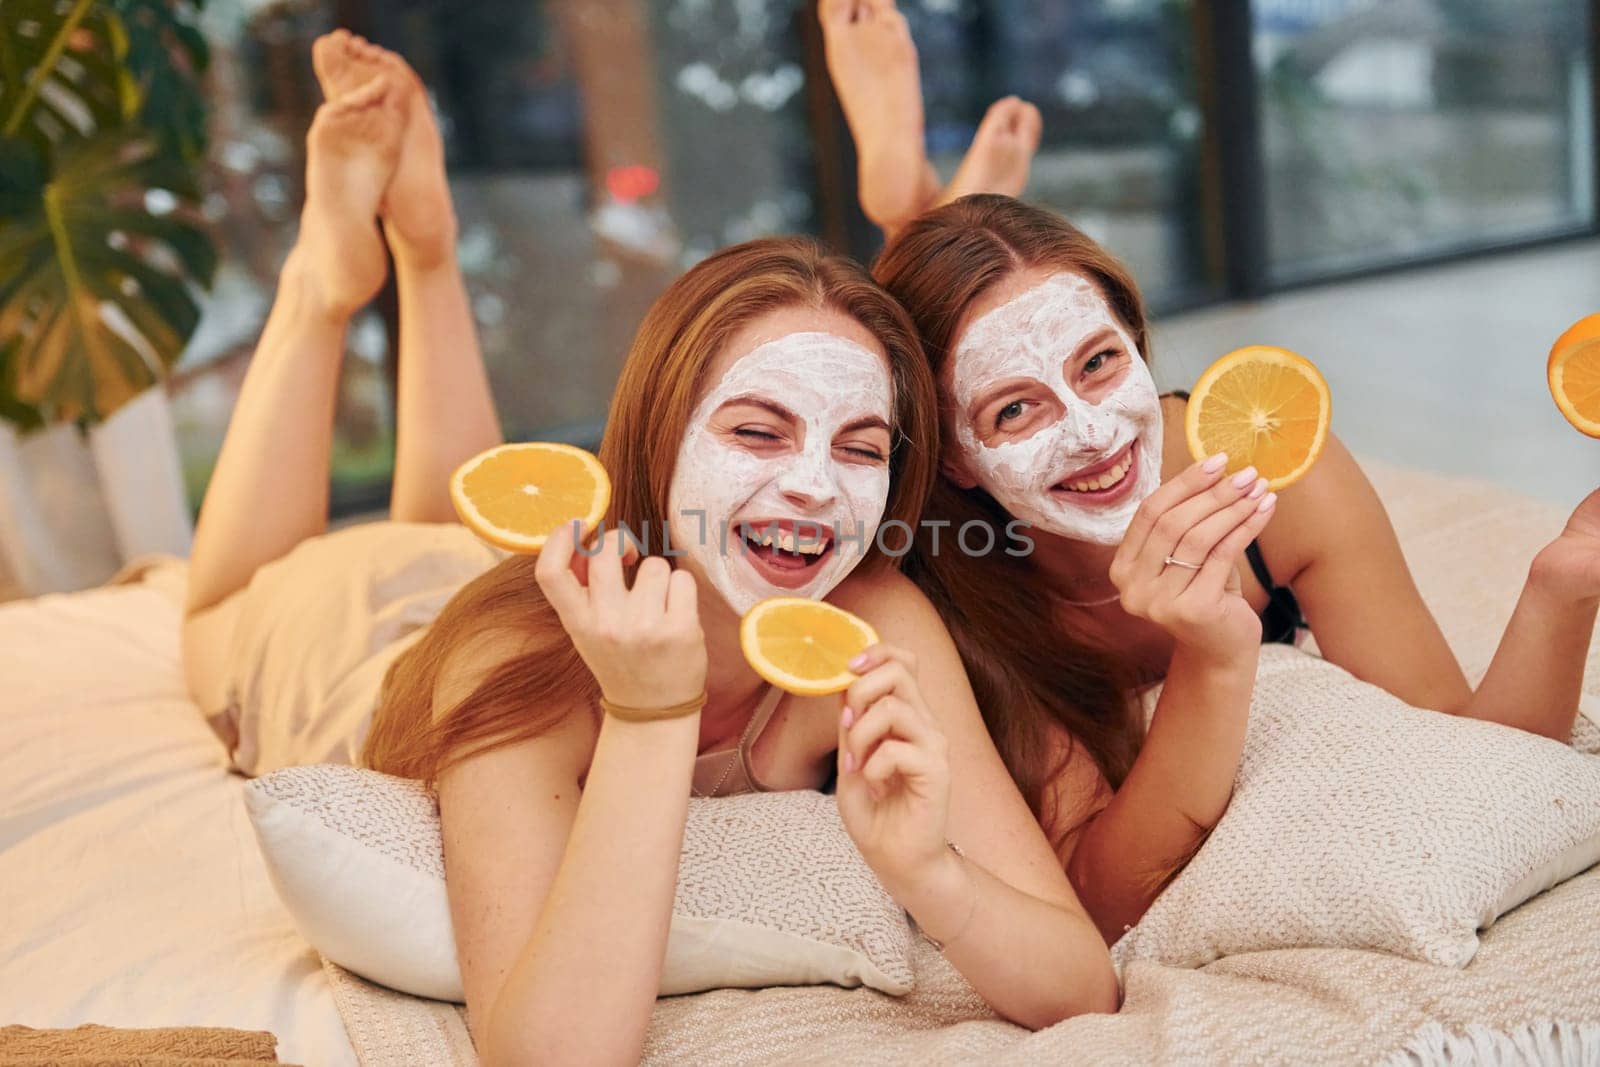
[0,572,354,1067]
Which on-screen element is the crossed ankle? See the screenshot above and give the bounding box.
[385,217,459,273]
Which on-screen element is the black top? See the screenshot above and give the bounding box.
[1245,540,1305,645]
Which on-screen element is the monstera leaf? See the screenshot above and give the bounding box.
[115,0,210,158]
[1,0,208,156]
[0,130,216,424]
[1,0,139,147]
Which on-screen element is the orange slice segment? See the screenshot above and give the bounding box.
[450,443,611,554]
[740,597,880,696]
[1549,313,1600,439]
[1185,345,1332,491]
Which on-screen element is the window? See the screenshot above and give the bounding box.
[1254,0,1597,281]
[908,0,1220,308]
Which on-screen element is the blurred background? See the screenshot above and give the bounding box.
[1,0,1597,597]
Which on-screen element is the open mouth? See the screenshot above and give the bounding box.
[735,518,835,589]
[1051,441,1139,505]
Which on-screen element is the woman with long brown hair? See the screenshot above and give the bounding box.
[183,34,1116,1065]
[871,193,1600,944]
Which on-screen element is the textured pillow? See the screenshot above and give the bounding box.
[1112,646,1600,972]
[243,766,915,1001]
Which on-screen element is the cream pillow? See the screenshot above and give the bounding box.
[243,766,915,1001]
[1112,646,1600,972]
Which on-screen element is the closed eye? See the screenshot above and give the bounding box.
[842,445,886,462]
[734,427,781,442]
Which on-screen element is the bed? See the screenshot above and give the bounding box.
[2,461,1597,1066]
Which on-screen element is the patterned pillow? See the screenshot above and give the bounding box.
[243,766,915,1001]
[1112,646,1600,972]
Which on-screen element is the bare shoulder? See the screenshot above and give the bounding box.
[830,566,954,651]
[1254,431,1394,582]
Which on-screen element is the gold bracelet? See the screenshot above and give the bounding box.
[598,692,707,723]
[924,840,979,954]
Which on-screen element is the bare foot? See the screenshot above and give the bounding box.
[819,0,940,234]
[936,96,1043,208]
[313,30,456,268]
[299,74,404,318]
[311,29,382,99]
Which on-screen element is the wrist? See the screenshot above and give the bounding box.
[1528,547,1600,609]
[1169,636,1259,677]
[901,844,977,950]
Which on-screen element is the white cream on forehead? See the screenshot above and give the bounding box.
[667,331,893,614]
[950,273,1163,545]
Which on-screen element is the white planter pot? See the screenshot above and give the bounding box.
[0,388,193,597]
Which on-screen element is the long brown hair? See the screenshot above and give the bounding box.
[364,237,937,783]
[873,194,1146,837]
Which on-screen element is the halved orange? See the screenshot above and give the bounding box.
[1185,345,1332,491]
[450,443,611,554]
[1549,313,1600,438]
[740,597,880,696]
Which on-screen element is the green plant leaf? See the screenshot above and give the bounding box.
[0,129,216,425]
[1,0,137,146]
[114,0,210,159]
[0,336,47,432]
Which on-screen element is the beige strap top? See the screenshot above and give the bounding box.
[690,685,785,798]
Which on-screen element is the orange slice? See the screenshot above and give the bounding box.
[449,443,611,554]
[1549,313,1600,438]
[740,597,880,696]
[1185,345,1332,491]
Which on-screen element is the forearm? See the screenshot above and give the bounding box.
[883,850,1117,1027]
[390,241,502,521]
[1069,647,1256,941]
[1461,570,1597,739]
[482,713,698,1066]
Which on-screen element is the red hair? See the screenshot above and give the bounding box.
[873,195,1148,839]
[365,237,938,783]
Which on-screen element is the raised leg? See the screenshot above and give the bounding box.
[182,67,403,707]
[316,34,503,523]
[819,0,941,237]
[934,96,1043,209]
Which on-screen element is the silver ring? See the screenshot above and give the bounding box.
[1163,555,1203,571]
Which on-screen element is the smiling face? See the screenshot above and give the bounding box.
[946,269,1163,545]
[666,306,895,615]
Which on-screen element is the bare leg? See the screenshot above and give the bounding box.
[315,34,503,523]
[185,72,402,618]
[934,96,1043,208]
[819,0,940,237]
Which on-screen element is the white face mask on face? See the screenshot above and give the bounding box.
[667,332,894,615]
[950,274,1163,545]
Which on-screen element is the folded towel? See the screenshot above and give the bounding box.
[0,1023,286,1066]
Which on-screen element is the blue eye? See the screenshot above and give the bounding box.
[996,400,1025,428]
[1084,349,1119,375]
